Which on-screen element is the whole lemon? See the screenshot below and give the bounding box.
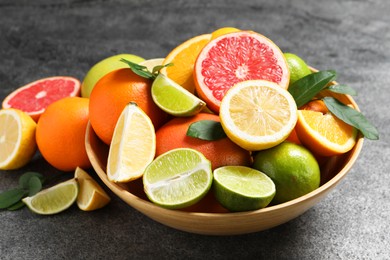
[252,141,320,205]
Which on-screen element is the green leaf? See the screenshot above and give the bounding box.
[0,188,27,209]
[28,176,42,196]
[19,172,44,189]
[152,63,173,75]
[326,84,357,96]
[186,120,227,141]
[120,58,154,79]
[7,201,26,211]
[289,70,337,108]
[323,97,379,140]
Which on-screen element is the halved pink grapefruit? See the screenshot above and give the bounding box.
[2,76,81,122]
[194,31,290,113]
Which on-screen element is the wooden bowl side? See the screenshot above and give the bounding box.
[85,100,364,236]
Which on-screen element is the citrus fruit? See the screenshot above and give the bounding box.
[155,113,252,170]
[2,76,81,122]
[81,53,144,98]
[151,73,206,116]
[139,58,164,72]
[295,108,358,156]
[36,97,91,172]
[143,148,213,209]
[74,167,111,211]
[89,68,167,145]
[22,178,78,215]
[213,166,275,212]
[194,30,290,113]
[286,128,301,145]
[0,108,37,170]
[252,142,320,204]
[210,27,240,40]
[219,80,298,151]
[283,53,312,85]
[107,102,156,183]
[161,33,212,93]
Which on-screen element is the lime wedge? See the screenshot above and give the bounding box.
[143,148,212,209]
[22,179,78,215]
[213,166,275,212]
[151,73,206,116]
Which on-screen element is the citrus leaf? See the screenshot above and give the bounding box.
[120,58,154,79]
[28,176,43,196]
[326,84,357,96]
[323,97,379,140]
[7,201,26,211]
[289,70,337,108]
[152,63,173,75]
[186,120,227,141]
[0,188,27,209]
[19,172,44,189]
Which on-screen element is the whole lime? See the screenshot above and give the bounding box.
[252,141,320,205]
[284,53,312,85]
[81,53,144,98]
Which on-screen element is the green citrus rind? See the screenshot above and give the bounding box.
[213,166,275,212]
[143,148,212,209]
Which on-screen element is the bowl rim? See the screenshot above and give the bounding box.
[85,93,364,219]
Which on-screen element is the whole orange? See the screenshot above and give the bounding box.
[155,113,252,170]
[89,68,168,145]
[36,97,91,171]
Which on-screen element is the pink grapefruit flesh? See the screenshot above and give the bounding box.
[194,31,290,113]
[2,76,81,122]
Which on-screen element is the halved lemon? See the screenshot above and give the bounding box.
[219,80,298,151]
[107,102,156,183]
[295,109,357,156]
[0,108,37,170]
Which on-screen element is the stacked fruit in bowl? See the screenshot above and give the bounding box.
[0,27,377,234]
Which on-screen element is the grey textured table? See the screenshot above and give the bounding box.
[1,1,389,259]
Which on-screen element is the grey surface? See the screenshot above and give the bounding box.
[0,0,389,259]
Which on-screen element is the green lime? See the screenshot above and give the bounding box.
[213,166,275,212]
[143,148,212,209]
[22,179,78,215]
[81,53,144,98]
[252,142,320,205]
[284,53,312,85]
[151,73,206,116]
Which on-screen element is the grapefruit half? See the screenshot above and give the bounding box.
[2,76,81,122]
[194,31,289,113]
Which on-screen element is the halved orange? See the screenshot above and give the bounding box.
[161,34,212,94]
[295,110,357,156]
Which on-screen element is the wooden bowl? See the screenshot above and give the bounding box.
[85,92,364,235]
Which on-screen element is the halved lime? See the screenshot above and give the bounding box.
[213,166,276,212]
[151,73,206,116]
[22,179,78,215]
[143,148,212,209]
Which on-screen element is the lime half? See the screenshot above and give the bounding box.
[22,178,78,215]
[143,148,212,209]
[213,166,275,212]
[151,73,206,117]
